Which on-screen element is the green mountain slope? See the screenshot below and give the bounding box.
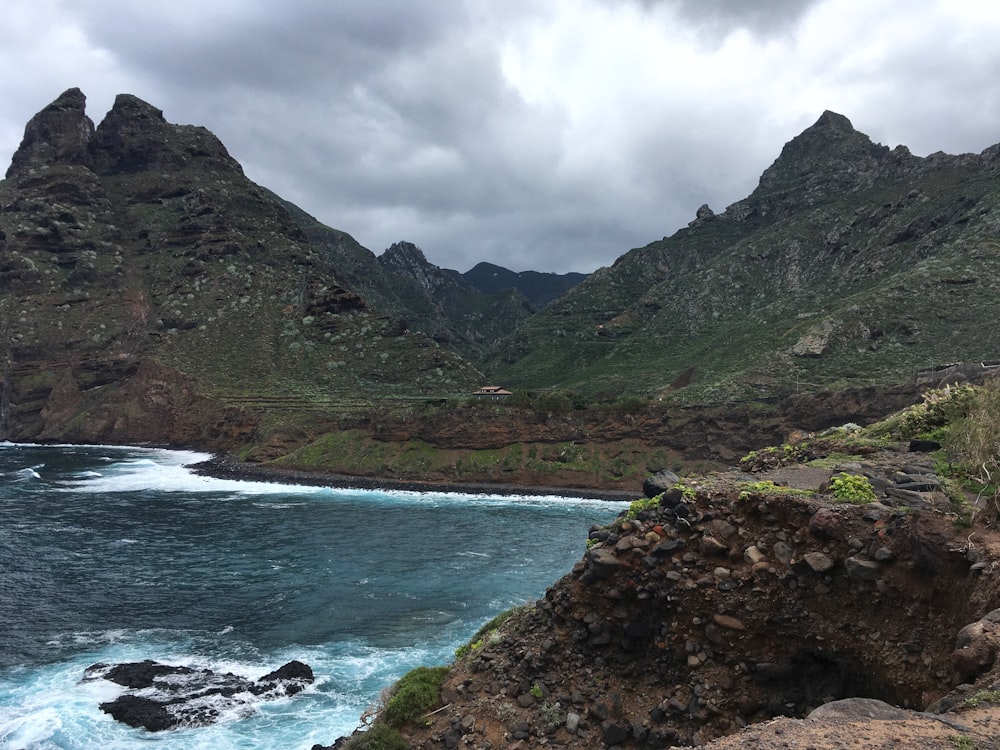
[0,88,483,443]
[272,197,535,360]
[485,111,1000,401]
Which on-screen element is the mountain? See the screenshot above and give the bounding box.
[375,242,534,358]
[270,197,534,360]
[0,88,483,445]
[483,111,1000,401]
[463,261,587,309]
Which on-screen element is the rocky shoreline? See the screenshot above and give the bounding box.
[189,455,639,502]
[325,437,1000,750]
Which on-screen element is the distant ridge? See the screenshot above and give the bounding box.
[463,261,587,310]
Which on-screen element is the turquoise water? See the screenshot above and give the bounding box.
[0,444,626,749]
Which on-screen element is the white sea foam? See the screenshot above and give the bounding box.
[37,444,628,509]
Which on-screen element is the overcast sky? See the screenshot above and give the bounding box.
[3,1,999,273]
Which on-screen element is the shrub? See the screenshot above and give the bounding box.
[454,605,528,659]
[738,480,814,501]
[866,384,975,441]
[945,380,1000,486]
[342,721,407,750]
[625,496,659,519]
[830,473,876,504]
[382,666,450,727]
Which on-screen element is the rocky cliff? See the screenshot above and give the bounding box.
[333,432,1000,749]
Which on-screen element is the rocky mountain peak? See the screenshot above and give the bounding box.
[747,110,894,215]
[812,109,856,132]
[5,87,95,178]
[378,241,452,295]
[91,92,242,177]
[380,241,428,271]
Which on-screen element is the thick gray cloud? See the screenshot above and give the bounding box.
[3,1,1000,273]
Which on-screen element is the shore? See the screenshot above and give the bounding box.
[190,455,639,502]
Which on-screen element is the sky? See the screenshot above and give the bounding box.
[2,1,999,274]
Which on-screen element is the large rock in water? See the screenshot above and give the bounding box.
[85,659,313,731]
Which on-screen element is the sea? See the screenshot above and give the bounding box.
[0,443,628,749]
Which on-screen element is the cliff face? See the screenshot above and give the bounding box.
[0,89,482,447]
[366,444,1000,749]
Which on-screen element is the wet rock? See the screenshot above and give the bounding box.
[86,659,313,731]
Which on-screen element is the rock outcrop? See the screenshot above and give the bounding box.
[347,443,1000,749]
[85,659,313,731]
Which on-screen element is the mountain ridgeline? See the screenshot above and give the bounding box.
[1,89,998,453]
[486,110,1000,401]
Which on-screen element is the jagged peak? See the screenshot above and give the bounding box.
[104,93,168,124]
[90,91,241,177]
[747,110,893,213]
[380,241,429,269]
[5,87,95,178]
[811,109,856,133]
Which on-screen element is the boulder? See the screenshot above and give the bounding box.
[808,697,911,721]
[644,470,679,498]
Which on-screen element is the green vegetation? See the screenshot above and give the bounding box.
[866,385,976,442]
[341,721,408,750]
[381,666,450,727]
[626,495,660,519]
[529,684,544,699]
[454,605,528,660]
[950,735,981,750]
[738,480,814,501]
[273,424,672,486]
[740,443,812,472]
[830,473,876,504]
[961,689,1000,709]
[674,482,697,501]
[863,379,1000,524]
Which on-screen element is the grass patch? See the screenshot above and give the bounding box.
[381,666,450,727]
[455,605,528,659]
[738,480,815,501]
[961,689,1000,709]
[341,721,407,750]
